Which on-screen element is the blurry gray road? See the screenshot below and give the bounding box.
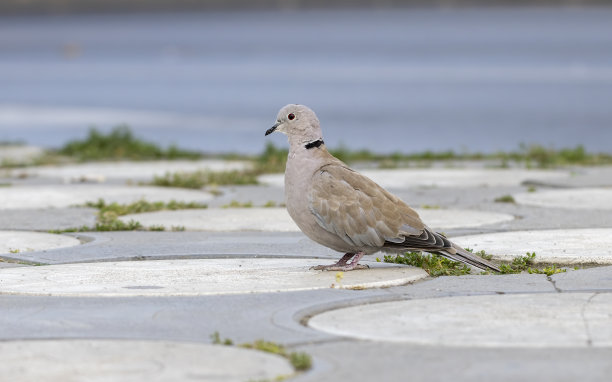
[1,7,611,153]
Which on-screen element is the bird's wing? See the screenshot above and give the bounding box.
[307,162,501,272]
[308,163,426,248]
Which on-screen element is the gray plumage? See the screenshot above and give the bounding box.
[266,104,500,272]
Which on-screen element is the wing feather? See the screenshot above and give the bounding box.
[308,164,425,248]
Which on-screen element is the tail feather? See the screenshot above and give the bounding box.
[438,243,501,273]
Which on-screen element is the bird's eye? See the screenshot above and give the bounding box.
[288,113,295,120]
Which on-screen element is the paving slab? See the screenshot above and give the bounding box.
[294,341,612,382]
[0,145,45,162]
[308,292,612,347]
[0,258,427,297]
[0,185,213,210]
[0,207,97,230]
[0,339,293,382]
[18,159,250,182]
[551,265,612,292]
[453,228,612,265]
[259,168,569,188]
[4,231,339,265]
[0,230,81,255]
[514,188,612,210]
[522,167,612,188]
[119,208,514,232]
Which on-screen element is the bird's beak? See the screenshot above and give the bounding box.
[265,121,281,136]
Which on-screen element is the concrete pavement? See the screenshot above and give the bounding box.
[1,163,611,381]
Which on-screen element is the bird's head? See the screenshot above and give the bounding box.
[265,104,323,146]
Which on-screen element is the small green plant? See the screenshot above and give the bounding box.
[384,251,471,277]
[210,332,312,374]
[8,248,20,254]
[528,265,567,276]
[148,225,166,231]
[494,195,516,203]
[210,331,234,346]
[527,186,537,192]
[497,252,541,274]
[171,225,186,231]
[420,204,441,210]
[263,200,277,208]
[241,340,312,372]
[465,248,493,261]
[222,200,253,208]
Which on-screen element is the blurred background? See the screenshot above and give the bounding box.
[1,0,611,155]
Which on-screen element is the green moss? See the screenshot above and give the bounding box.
[494,195,516,203]
[59,126,201,161]
[210,331,234,346]
[528,265,567,276]
[151,169,259,189]
[50,199,207,233]
[241,340,312,372]
[84,199,207,216]
[222,200,253,208]
[420,204,441,210]
[210,332,312,374]
[384,251,471,277]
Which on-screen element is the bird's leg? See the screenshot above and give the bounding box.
[310,252,369,271]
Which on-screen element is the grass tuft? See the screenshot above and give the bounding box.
[59,126,201,161]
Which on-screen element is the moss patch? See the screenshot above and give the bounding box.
[384,252,471,277]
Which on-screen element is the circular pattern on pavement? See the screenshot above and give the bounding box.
[0,258,427,296]
[0,231,81,255]
[453,228,612,264]
[0,340,293,382]
[308,293,612,347]
[120,208,514,232]
[514,188,612,210]
[259,168,569,188]
[0,185,212,210]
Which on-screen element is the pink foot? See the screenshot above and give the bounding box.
[310,252,369,271]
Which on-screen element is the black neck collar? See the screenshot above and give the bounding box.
[304,139,324,149]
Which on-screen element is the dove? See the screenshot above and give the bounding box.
[265,104,500,272]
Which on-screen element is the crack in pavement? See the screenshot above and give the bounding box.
[580,292,598,347]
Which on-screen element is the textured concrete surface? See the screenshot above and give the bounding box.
[19,159,249,182]
[0,185,213,209]
[0,230,81,255]
[120,207,514,232]
[514,188,612,210]
[0,258,427,296]
[0,207,97,230]
[0,340,293,382]
[454,229,612,265]
[309,292,612,347]
[259,168,569,188]
[1,164,611,381]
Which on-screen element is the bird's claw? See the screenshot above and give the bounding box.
[310,264,370,271]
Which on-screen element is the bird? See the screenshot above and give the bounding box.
[265,104,500,273]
